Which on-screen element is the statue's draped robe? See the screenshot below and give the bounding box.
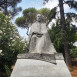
[28,21,56,54]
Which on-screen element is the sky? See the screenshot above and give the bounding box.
[14,0,77,45]
[13,0,44,39]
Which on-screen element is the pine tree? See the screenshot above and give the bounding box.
[44,0,77,66]
[0,0,22,16]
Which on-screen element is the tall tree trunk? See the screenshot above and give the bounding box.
[4,0,8,15]
[58,0,72,66]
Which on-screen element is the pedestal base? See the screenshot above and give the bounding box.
[11,59,72,77]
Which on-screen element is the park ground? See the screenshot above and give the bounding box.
[69,58,77,77]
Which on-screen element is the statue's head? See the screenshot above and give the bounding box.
[36,14,42,22]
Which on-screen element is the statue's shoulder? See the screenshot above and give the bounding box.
[32,21,46,27]
[32,21,38,26]
[41,23,46,25]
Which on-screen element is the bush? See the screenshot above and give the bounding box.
[0,12,26,77]
[70,47,77,58]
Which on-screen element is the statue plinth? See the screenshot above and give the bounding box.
[17,53,56,64]
[17,53,64,64]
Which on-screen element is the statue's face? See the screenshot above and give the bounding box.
[36,14,42,22]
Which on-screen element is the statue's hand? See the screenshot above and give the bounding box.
[32,32,43,37]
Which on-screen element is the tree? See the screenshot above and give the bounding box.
[59,0,72,66]
[70,47,77,58]
[0,0,22,16]
[15,16,26,28]
[38,8,50,22]
[44,0,77,66]
[0,12,26,77]
[16,8,37,28]
[48,18,77,58]
[48,19,64,54]
[16,8,50,27]
[15,8,38,35]
[15,8,50,34]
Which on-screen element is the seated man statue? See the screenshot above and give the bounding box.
[28,14,56,54]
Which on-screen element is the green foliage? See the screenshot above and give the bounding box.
[48,7,56,21]
[15,8,50,28]
[70,47,77,58]
[0,12,26,77]
[48,19,64,53]
[0,0,22,16]
[4,65,11,77]
[23,8,37,16]
[65,24,77,44]
[15,8,37,28]
[65,0,77,10]
[8,7,22,17]
[44,0,77,59]
[66,13,77,23]
[38,8,50,22]
[23,8,37,24]
[38,8,50,16]
[15,16,26,28]
[48,18,77,58]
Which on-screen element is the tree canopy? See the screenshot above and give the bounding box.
[0,0,22,16]
[15,8,50,28]
[44,0,77,66]
[48,18,77,57]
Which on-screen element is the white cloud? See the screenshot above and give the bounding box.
[74,42,77,46]
[48,19,56,28]
[44,0,70,12]
[64,4,70,12]
[44,0,58,9]
[44,0,77,27]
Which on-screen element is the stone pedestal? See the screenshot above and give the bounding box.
[10,53,72,77]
